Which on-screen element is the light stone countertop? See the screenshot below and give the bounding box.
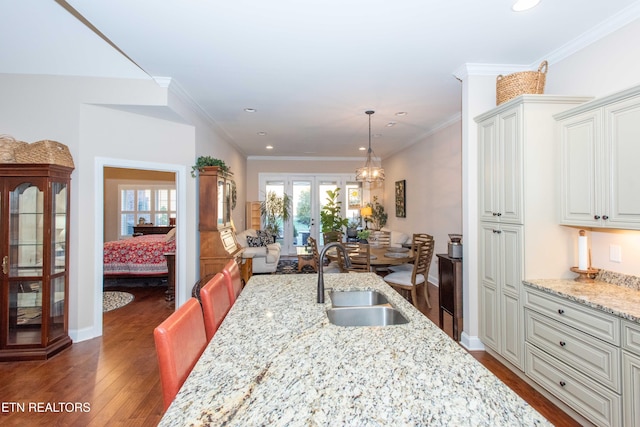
[159,273,551,426]
[523,278,640,323]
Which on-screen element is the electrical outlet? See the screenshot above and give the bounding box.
[609,244,622,263]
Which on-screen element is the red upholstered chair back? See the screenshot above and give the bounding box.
[153,298,207,411]
[222,259,242,304]
[200,273,232,342]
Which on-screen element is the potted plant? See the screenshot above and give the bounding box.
[346,216,360,238]
[191,156,230,178]
[320,188,349,233]
[366,196,388,230]
[357,229,370,243]
[260,191,292,239]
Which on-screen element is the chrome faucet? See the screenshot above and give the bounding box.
[317,242,351,303]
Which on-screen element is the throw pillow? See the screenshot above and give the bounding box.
[246,235,266,247]
[165,228,176,242]
[256,230,276,244]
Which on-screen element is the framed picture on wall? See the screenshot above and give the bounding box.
[348,188,362,209]
[395,180,406,218]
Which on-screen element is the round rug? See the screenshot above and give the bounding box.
[103,291,134,312]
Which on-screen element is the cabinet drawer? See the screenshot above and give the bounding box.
[622,319,640,356]
[525,309,620,392]
[524,286,620,344]
[526,344,622,427]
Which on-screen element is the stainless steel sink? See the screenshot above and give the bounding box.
[326,306,409,327]
[329,290,389,307]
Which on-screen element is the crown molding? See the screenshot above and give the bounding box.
[539,1,640,66]
[247,156,366,162]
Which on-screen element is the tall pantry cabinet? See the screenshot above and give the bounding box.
[475,95,590,370]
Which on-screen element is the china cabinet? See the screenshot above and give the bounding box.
[475,95,590,370]
[198,166,242,278]
[0,164,72,361]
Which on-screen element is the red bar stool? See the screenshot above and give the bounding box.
[200,273,232,342]
[222,259,243,304]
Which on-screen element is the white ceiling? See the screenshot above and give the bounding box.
[2,0,640,159]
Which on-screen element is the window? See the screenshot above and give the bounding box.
[119,185,176,237]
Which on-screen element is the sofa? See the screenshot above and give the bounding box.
[235,229,281,274]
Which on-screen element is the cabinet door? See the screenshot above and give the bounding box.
[498,107,523,224]
[623,351,640,426]
[502,292,523,369]
[478,116,500,222]
[500,224,523,297]
[480,283,500,353]
[559,110,602,226]
[605,96,640,228]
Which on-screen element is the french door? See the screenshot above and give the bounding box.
[259,174,365,255]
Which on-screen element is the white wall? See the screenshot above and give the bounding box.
[0,73,245,341]
[382,120,462,284]
[545,18,640,276]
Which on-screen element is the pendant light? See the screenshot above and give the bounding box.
[356,110,385,183]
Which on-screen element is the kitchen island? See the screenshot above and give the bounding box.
[159,273,550,426]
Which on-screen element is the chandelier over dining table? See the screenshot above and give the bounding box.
[355,110,385,183]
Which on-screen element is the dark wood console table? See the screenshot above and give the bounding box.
[437,254,463,341]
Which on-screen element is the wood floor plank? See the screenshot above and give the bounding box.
[0,281,581,426]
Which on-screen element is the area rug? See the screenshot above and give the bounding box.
[275,259,316,275]
[103,291,135,312]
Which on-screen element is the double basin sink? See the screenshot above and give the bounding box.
[326,290,409,327]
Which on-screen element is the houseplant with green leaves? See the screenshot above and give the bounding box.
[320,188,349,233]
[260,191,292,239]
[190,156,230,178]
[365,196,387,230]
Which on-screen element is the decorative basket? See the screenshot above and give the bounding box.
[496,60,548,105]
[14,140,75,169]
[0,135,28,163]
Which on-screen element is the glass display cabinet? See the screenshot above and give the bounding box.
[0,164,72,361]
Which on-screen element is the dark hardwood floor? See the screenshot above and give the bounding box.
[0,280,581,426]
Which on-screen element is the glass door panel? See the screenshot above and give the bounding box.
[48,276,66,342]
[318,179,338,246]
[51,183,67,275]
[9,183,44,277]
[292,180,312,248]
[264,180,286,246]
[8,280,43,345]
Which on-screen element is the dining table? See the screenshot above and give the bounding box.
[158,273,551,426]
[327,244,415,269]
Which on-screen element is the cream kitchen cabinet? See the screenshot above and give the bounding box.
[475,95,590,370]
[478,222,523,368]
[622,319,640,426]
[556,85,640,229]
[524,285,623,426]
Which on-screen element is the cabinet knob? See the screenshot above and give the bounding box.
[558,309,565,315]
[594,215,601,220]
[559,341,566,347]
[493,229,502,234]
[602,215,609,220]
[492,212,498,216]
[1,256,7,275]
[496,212,502,217]
[559,381,566,387]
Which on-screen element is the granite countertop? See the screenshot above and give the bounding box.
[159,273,550,426]
[523,277,640,324]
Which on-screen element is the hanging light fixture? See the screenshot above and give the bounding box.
[356,110,385,183]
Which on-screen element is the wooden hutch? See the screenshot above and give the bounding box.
[0,164,73,361]
[198,166,242,278]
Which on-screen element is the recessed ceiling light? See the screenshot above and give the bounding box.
[244,108,256,113]
[395,112,407,116]
[359,146,366,151]
[386,121,397,127]
[257,131,267,136]
[512,0,540,12]
[266,145,273,150]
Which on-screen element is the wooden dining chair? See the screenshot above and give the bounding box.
[199,272,232,342]
[322,230,343,244]
[154,297,207,411]
[338,242,370,273]
[221,259,242,304]
[308,236,341,273]
[383,235,435,308]
[388,233,434,273]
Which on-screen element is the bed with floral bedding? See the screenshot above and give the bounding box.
[103,233,175,277]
